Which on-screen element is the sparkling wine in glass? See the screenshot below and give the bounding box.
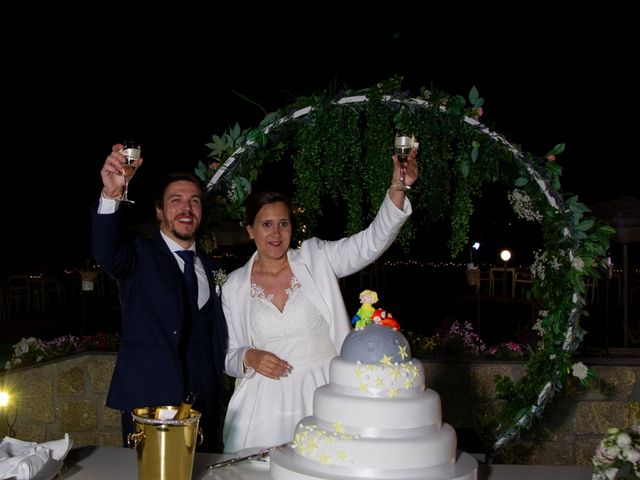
[120,141,141,204]
[394,133,414,191]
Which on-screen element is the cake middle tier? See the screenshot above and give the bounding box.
[313,384,442,430]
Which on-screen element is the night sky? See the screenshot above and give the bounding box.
[3,7,637,274]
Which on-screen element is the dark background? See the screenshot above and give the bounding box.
[3,6,637,275]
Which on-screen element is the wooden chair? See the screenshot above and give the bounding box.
[584,276,599,304]
[631,271,640,304]
[30,275,64,310]
[7,275,39,314]
[489,267,516,296]
[0,287,7,322]
[514,270,533,297]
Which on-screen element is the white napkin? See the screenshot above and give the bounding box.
[38,435,72,462]
[0,434,70,480]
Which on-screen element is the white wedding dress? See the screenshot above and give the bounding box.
[222,277,337,453]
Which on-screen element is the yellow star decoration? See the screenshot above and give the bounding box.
[365,363,375,371]
[405,377,414,389]
[336,450,347,462]
[375,376,384,387]
[355,366,364,379]
[380,355,393,366]
[333,421,345,433]
[359,382,369,392]
[398,345,408,360]
[390,367,401,380]
[319,453,331,464]
[325,435,335,445]
[389,387,399,398]
[308,438,319,452]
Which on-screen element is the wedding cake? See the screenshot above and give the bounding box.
[270,293,478,480]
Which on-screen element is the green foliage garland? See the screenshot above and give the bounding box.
[194,80,614,452]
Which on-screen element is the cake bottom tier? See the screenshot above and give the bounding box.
[270,448,478,480]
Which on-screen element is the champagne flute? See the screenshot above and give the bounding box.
[120,141,141,204]
[394,133,414,191]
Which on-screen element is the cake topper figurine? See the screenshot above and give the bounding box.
[372,308,400,331]
[352,290,378,329]
[351,290,400,331]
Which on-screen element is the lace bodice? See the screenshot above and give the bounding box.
[249,276,335,363]
[250,276,324,340]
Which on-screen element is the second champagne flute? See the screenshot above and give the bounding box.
[120,141,141,204]
[394,133,414,191]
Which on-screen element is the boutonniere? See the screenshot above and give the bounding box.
[213,269,228,296]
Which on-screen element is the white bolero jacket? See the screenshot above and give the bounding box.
[221,192,412,378]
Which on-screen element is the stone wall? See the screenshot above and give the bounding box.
[0,353,120,447]
[1,353,639,465]
[423,357,640,465]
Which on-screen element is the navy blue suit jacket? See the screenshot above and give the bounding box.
[91,207,228,420]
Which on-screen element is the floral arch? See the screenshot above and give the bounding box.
[196,78,614,453]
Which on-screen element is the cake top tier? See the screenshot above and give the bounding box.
[341,323,412,363]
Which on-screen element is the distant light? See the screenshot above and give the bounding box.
[0,391,9,407]
[472,242,480,251]
[500,249,511,262]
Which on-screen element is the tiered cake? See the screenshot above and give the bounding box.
[270,304,477,480]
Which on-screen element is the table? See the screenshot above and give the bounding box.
[57,446,593,479]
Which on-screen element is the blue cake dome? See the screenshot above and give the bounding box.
[340,323,412,363]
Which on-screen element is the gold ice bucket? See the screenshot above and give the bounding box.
[127,406,203,480]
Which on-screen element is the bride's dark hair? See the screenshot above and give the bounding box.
[242,192,293,228]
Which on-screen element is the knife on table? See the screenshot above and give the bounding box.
[206,443,288,469]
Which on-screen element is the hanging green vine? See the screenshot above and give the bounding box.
[195,80,614,453]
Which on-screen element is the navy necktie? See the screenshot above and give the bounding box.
[176,250,198,309]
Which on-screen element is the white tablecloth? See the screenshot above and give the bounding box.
[57,446,593,480]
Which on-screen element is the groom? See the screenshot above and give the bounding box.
[91,143,228,452]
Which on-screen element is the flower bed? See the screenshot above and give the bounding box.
[3,333,120,370]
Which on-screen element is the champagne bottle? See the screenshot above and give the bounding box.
[173,392,196,420]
